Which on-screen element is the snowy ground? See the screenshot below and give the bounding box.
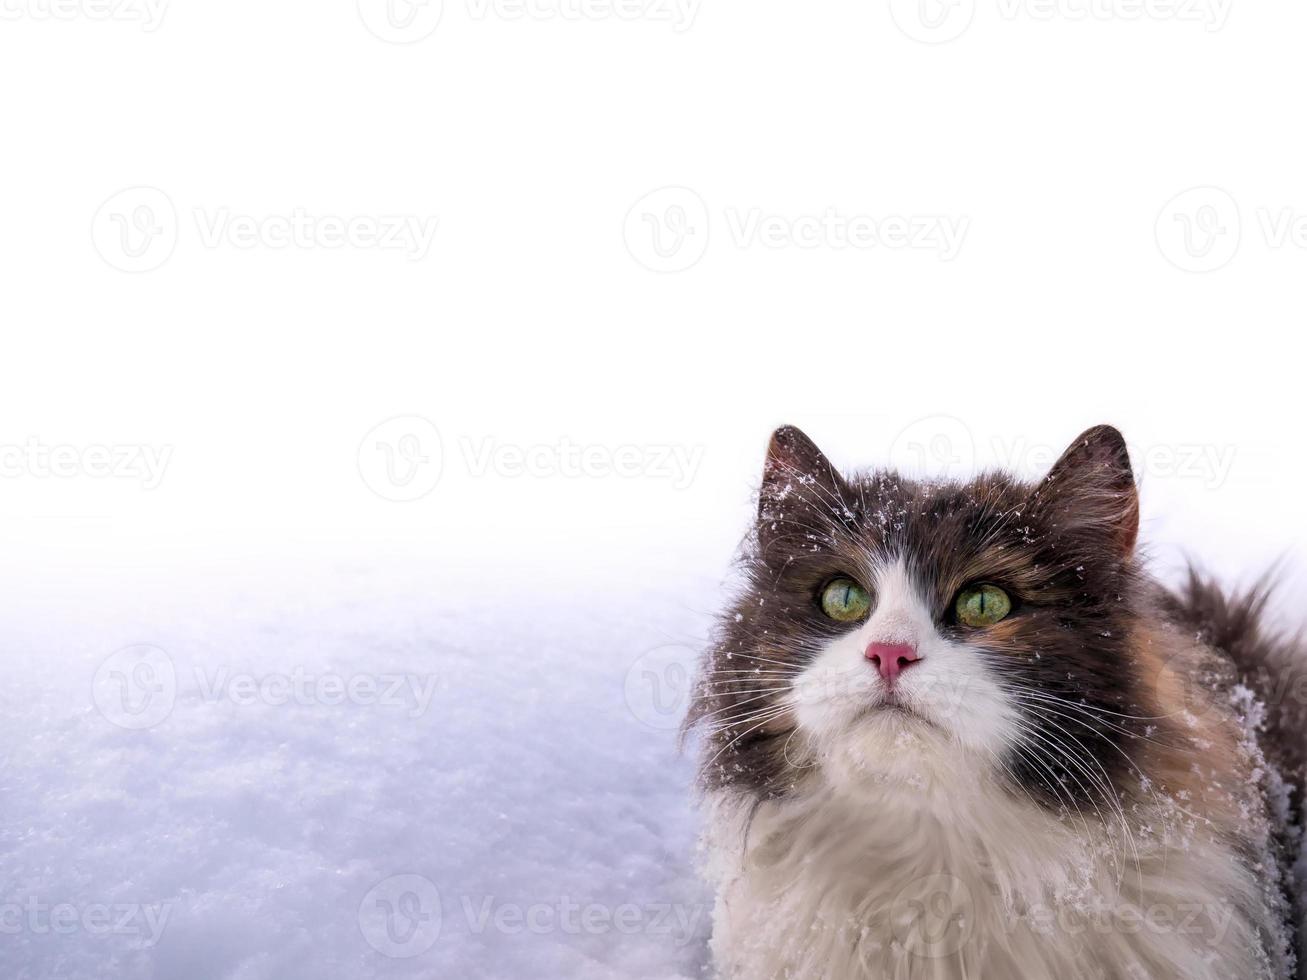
[0,558,715,980]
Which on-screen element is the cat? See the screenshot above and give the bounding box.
[685,424,1302,980]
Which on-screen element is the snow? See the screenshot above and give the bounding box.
[0,558,714,980]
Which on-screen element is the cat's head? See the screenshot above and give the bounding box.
[688,424,1155,807]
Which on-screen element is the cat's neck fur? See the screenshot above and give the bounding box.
[702,623,1288,980]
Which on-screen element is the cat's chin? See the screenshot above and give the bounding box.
[801,705,984,797]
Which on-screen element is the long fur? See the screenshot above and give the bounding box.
[686,426,1301,979]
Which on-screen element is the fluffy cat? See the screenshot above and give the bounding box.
[685,425,1302,980]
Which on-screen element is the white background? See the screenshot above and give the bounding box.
[2,0,1304,582]
[2,2,1306,978]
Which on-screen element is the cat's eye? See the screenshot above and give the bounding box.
[820,577,871,623]
[954,584,1012,628]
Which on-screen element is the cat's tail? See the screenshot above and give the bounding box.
[1165,569,1307,975]
[1163,568,1307,770]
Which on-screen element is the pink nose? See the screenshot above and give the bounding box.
[865,642,921,686]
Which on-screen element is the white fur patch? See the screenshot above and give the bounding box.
[789,559,1020,781]
[704,561,1276,979]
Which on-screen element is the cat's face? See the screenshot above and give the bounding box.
[689,425,1150,808]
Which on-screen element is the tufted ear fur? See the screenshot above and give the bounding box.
[1029,425,1139,558]
[758,423,857,546]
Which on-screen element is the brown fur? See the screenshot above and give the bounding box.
[686,424,1302,975]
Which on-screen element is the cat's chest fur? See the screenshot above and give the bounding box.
[703,766,1274,980]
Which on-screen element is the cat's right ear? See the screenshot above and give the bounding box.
[758,425,852,525]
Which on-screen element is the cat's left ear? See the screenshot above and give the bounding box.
[1030,425,1139,558]
[758,425,852,524]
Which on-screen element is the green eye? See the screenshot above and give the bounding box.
[954,584,1012,627]
[820,577,871,622]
